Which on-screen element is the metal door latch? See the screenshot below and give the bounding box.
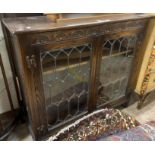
[26,55,37,69]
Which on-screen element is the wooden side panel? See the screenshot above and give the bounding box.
[12,34,48,140]
[135,18,155,94]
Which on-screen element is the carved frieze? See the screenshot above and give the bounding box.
[29,19,148,46]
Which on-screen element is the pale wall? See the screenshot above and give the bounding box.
[0,23,18,114]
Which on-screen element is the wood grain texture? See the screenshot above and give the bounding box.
[28,19,147,46]
[2,14,152,140]
[2,14,153,34]
[135,18,155,95]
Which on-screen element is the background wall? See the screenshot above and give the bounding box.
[0,23,18,114]
[0,13,43,114]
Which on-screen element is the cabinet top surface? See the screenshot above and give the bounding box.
[2,14,153,35]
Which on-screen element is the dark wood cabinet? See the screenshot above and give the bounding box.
[2,14,153,140]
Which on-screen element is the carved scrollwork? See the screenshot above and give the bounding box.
[30,19,148,46]
[86,25,101,36]
[71,29,86,38]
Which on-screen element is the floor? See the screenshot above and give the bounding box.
[6,99,155,141]
[123,100,155,124]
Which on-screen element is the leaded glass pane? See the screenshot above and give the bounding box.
[41,44,92,128]
[97,36,137,106]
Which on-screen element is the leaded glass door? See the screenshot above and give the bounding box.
[97,34,138,107]
[39,40,92,130]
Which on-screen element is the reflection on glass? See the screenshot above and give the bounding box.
[41,44,91,127]
[97,36,137,106]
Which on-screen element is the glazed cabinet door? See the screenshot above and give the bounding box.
[96,32,140,108]
[26,38,95,140]
[41,42,92,127]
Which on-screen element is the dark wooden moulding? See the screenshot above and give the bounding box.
[1,14,154,140]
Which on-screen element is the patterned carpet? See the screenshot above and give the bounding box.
[49,109,138,141]
[6,99,155,141]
